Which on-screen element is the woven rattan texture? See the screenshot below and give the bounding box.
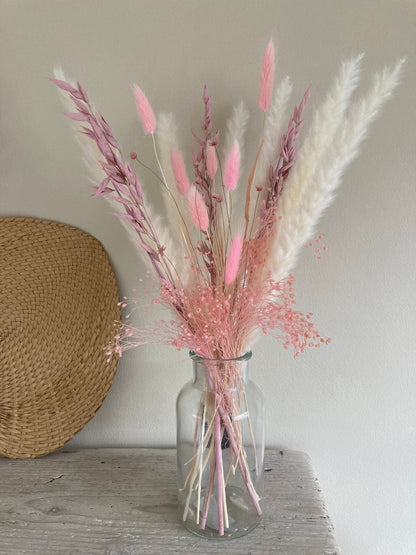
[0,218,120,459]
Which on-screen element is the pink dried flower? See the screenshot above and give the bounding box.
[188,185,209,231]
[225,234,243,286]
[192,87,218,217]
[257,87,310,239]
[110,274,326,361]
[206,142,218,178]
[52,78,176,285]
[171,147,190,195]
[133,84,156,134]
[223,140,240,191]
[258,39,275,112]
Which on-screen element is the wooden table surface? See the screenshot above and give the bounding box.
[0,448,338,554]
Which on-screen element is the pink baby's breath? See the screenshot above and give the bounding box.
[108,274,327,361]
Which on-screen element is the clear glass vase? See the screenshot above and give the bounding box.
[176,351,265,539]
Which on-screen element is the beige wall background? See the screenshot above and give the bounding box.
[1,1,415,553]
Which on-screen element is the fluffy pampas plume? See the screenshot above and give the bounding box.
[271,57,405,282]
[254,75,293,193]
[280,54,364,214]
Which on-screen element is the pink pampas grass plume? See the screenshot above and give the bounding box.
[223,140,240,190]
[188,185,209,231]
[133,84,156,134]
[171,147,190,194]
[225,234,243,285]
[258,39,275,112]
[206,142,218,178]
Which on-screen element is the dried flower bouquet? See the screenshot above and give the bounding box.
[52,39,403,536]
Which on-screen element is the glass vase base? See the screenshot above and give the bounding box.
[180,485,262,540]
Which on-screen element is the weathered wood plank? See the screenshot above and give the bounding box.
[0,448,338,554]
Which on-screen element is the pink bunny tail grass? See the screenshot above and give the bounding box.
[188,185,209,231]
[258,39,275,112]
[206,142,218,179]
[171,147,190,194]
[223,140,240,190]
[133,84,156,134]
[225,234,243,286]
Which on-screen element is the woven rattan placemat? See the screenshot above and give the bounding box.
[0,217,121,459]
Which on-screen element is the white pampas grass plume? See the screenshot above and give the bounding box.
[282,54,364,214]
[334,57,406,168]
[255,75,293,190]
[271,58,405,282]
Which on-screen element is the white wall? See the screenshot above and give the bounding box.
[1,1,415,553]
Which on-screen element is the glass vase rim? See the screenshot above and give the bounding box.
[189,350,252,363]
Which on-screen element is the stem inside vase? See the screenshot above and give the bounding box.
[176,351,264,539]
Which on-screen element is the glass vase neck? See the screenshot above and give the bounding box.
[189,351,252,385]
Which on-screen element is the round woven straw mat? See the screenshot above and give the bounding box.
[0,217,121,459]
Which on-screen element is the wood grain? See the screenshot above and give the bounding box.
[0,448,338,554]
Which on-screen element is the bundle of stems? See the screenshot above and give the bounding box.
[52,37,404,533]
[180,359,261,535]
